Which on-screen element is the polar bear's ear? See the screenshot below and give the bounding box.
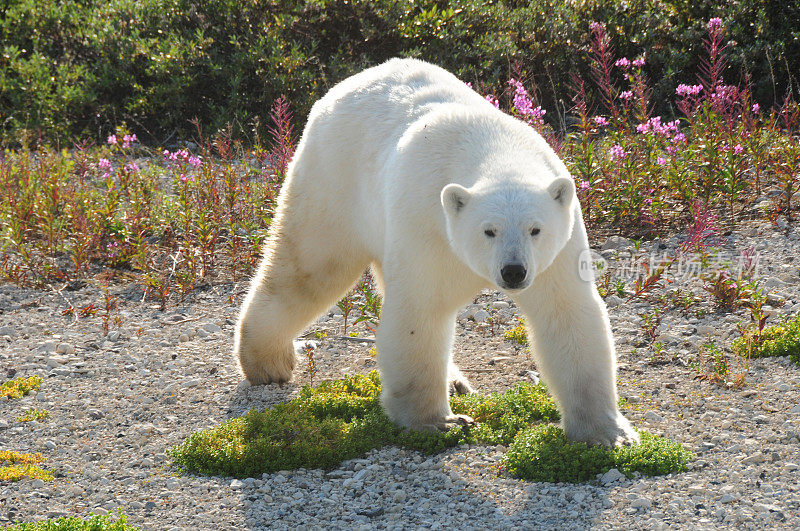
[441,183,471,216]
[548,177,575,207]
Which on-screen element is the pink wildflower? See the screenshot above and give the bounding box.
[609,144,627,160]
[632,57,645,68]
[508,79,546,125]
[752,103,760,114]
[614,58,631,69]
[676,84,703,97]
[107,135,117,145]
[733,144,744,154]
[619,90,633,100]
[592,116,609,126]
[589,22,603,32]
[189,155,202,167]
[485,94,500,109]
[579,180,591,190]
[656,156,667,166]
[707,18,723,31]
[98,158,112,170]
[122,134,138,149]
[125,162,139,173]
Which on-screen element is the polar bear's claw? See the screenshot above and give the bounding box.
[418,414,475,432]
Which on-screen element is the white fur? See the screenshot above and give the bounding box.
[235,58,638,445]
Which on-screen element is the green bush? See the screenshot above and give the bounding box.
[733,315,800,365]
[1,0,797,145]
[6,510,138,531]
[170,371,692,483]
[504,425,693,483]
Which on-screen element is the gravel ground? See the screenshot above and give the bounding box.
[1,219,799,529]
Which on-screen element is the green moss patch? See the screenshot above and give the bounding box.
[504,425,694,483]
[7,510,138,530]
[171,371,692,482]
[1,375,42,399]
[733,315,800,364]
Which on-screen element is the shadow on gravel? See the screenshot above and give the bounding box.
[226,381,300,419]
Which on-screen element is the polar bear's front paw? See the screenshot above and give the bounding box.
[567,415,640,448]
[419,414,475,432]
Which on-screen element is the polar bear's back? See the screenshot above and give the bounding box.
[283,58,493,255]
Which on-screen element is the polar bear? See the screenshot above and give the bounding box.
[234,58,638,446]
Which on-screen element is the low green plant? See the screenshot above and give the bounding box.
[6,510,138,530]
[16,408,50,422]
[0,451,54,482]
[503,425,693,483]
[171,371,692,483]
[503,319,528,346]
[1,375,42,399]
[733,314,800,365]
[692,340,747,388]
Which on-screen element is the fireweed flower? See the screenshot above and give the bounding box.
[122,134,138,148]
[589,21,603,32]
[107,135,117,145]
[189,155,202,167]
[656,156,667,166]
[98,158,112,170]
[676,84,703,97]
[609,144,627,160]
[619,90,633,100]
[752,103,760,114]
[614,57,631,69]
[593,116,609,126]
[632,57,645,68]
[733,144,744,154]
[508,79,546,125]
[579,180,591,190]
[485,94,500,109]
[707,17,723,31]
[124,162,139,173]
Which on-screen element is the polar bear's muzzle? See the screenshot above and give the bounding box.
[500,262,528,290]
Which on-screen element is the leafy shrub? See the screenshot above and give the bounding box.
[6,510,138,531]
[171,371,691,483]
[733,314,800,365]
[1,0,797,144]
[1,375,42,399]
[503,425,693,483]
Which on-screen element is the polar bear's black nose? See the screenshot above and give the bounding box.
[501,264,527,288]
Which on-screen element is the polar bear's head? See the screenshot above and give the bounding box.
[441,178,575,292]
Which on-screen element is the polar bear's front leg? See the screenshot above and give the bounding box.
[513,233,638,447]
[377,290,473,431]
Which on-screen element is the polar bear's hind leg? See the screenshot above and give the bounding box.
[234,214,370,385]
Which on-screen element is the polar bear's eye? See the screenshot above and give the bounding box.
[530,228,541,236]
[484,229,496,238]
